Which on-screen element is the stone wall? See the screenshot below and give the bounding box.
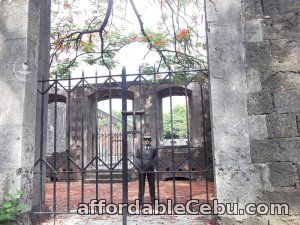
[46,102,66,155]
[207,0,300,224]
[244,0,300,223]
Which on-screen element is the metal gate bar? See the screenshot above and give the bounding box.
[33,68,213,225]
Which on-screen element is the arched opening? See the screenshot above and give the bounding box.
[97,98,133,168]
[162,95,188,146]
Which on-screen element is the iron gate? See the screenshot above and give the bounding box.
[33,68,213,224]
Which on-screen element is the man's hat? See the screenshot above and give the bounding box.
[143,133,152,139]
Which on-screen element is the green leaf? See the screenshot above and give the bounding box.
[4,194,14,200]
[0,213,15,222]
[2,202,12,209]
[16,204,26,212]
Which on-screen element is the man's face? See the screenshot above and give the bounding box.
[144,138,151,146]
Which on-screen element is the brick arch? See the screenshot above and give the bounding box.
[156,85,193,98]
[48,93,67,104]
[88,88,134,101]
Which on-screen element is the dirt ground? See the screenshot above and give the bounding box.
[45,180,215,212]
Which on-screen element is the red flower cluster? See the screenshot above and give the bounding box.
[63,1,71,9]
[176,29,190,42]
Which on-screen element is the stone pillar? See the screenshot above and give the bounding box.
[206,0,263,223]
[0,0,50,224]
[207,0,300,224]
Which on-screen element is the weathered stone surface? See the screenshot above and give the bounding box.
[245,41,271,68]
[217,216,241,225]
[266,113,299,138]
[269,39,300,72]
[262,72,300,91]
[0,125,22,169]
[269,162,296,187]
[248,115,268,140]
[244,19,263,42]
[267,216,300,225]
[0,0,51,223]
[297,115,300,134]
[262,0,300,15]
[207,0,262,221]
[242,216,269,225]
[260,190,300,215]
[246,68,262,93]
[242,0,264,20]
[247,91,274,115]
[274,90,300,113]
[214,164,263,217]
[261,13,300,40]
[241,216,300,225]
[251,138,300,163]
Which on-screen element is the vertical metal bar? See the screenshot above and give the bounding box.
[138,68,144,177]
[109,71,113,202]
[81,71,85,203]
[168,72,176,205]
[67,73,71,212]
[92,134,94,166]
[200,82,209,203]
[117,133,119,165]
[53,73,58,219]
[105,133,108,164]
[39,80,45,225]
[121,67,128,225]
[203,1,213,202]
[184,71,192,200]
[153,67,160,202]
[95,73,99,200]
[99,133,101,159]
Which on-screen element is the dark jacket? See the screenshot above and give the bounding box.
[135,145,158,169]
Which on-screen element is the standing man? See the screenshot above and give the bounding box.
[135,133,157,205]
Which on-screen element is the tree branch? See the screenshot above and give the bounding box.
[129,0,172,71]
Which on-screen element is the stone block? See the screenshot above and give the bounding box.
[0,126,22,169]
[251,138,300,163]
[260,190,300,215]
[245,41,271,67]
[267,216,300,225]
[21,126,36,168]
[274,90,300,113]
[227,215,300,225]
[0,170,19,201]
[242,0,264,20]
[0,77,26,126]
[269,162,296,187]
[269,39,300,72]
[212,90,251,165]
[262,0,300,15]
[215,164,263,214]
[0,168,33,210]
[261,13,300,40]
[266,114,299,138]
[247,91,274,115]
[262,72,300,91]
[217,216,241,225]
[248,115,268,140]
[242,216,269,225]
[246,68,262,93]
[244,19,263,42]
